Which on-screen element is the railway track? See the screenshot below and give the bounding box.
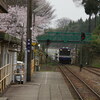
[90,67,100,73]
[91,67,100,69]
[83,67,100,76]
[59,66,100,100]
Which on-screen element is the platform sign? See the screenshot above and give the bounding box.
[27,39,31,52]
[32,42,37,46]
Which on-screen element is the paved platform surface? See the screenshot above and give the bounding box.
[0,97,8,100]
[2,72,74,100]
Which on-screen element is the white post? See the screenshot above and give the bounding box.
[24,48,27,83]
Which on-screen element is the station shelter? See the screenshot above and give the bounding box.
[0,0,8,13]
[0,31,20,95]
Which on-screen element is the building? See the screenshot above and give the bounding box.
[0,31,20,95]
[0,0,8,13]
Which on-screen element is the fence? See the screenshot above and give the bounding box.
[0,64,12,94]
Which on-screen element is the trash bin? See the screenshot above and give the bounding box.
[36,66,39,71]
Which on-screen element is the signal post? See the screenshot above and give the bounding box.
[80,32,85,71]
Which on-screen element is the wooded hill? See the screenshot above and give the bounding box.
[47,16,100,33]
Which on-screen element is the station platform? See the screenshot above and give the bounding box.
[2,72,74,100]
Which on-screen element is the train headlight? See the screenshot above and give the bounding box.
[60,49,62,51]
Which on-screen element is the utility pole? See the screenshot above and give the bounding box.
[26,0,32,81]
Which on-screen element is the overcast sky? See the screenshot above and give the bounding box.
[47,0,89,27]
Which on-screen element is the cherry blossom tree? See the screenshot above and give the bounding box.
[32,0,55,38]
[0,0,55,61]
[0,0,55,40]
[0,6,27,39]
[56,18,71,29]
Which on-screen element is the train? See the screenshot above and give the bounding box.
[58,47,71,64]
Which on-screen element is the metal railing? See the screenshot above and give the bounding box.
[0,64,12,94]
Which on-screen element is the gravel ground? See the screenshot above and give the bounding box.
[39,63,59,71]
[67,65,100,95]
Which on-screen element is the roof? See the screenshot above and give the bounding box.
[37,32,91,44]
[0,0,8,13]
[0,31,21,45]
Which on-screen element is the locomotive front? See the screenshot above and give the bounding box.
[59,47,71,64]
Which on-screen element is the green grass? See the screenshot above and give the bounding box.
[40,61,59,71]
[91,57,100,68]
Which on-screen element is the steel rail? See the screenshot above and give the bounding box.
[59,66,84,100]
[83,67,100,76]
[90,68,100,73]
[66,67,100,99]
[91,67,100,69]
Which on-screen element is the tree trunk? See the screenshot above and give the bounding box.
[88,15,91,33]
[94,14,97,28]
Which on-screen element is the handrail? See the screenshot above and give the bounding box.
[0,64,12,94]
[0,74,10,83]
[0,64,9,70]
